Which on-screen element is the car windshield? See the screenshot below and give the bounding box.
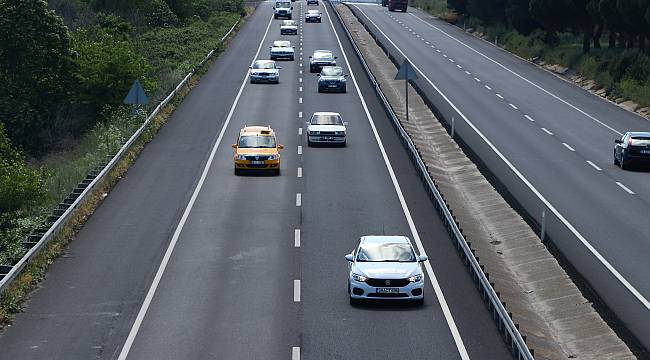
[239,135,277,148]
[314,51,333,60]
[630,136,650,146]
[308,10,320,14]
[321,67,343,76]
[273,41,290,47]
[356,243,416,262]
[311,114,342,125]
[252,61,275,69]
[276,1,290,7]
[283,20,296,26]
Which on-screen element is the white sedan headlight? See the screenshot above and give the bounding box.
[408,274,423,282]
[352,273,368,282]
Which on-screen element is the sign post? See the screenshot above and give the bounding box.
[123,80,149,115]
[394,59,418,122]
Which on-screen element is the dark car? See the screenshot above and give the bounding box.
[305,9,321,23]
[307,0,318,5]
[318,66,347,93]
[614,132,650,169]
[309,50,337,73]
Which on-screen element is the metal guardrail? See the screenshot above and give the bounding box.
[0,18,241,295]
[330,3,534,359]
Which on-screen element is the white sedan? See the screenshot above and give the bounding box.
[345,236,427,305]
[306,112,347,146]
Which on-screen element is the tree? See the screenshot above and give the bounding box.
[447,0,468,13]
[506,0,539,35]
[467,0,507,23]
[0,0,75,154]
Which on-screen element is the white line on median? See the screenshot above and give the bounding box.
[294,280,301,302]
[324,5,470,359]
[295,229,301,247]
[616,182,635,194]
[116,12,276,360]
[586,160,602,171]
[562,143,575,151]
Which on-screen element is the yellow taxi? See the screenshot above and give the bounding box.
[232,126,283,175]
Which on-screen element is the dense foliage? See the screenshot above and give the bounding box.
[447,0,650,54]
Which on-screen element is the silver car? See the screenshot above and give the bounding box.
[270,40,295,60]
[307,112,347,146]
[318,66,347,93]
[309,50,337,73]
[249,60,281,84]
[305,9,321,22]
[346,236,427,305]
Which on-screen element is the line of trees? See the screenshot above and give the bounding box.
[447,0,650,54]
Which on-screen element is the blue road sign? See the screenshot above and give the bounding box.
[123,80,149,105]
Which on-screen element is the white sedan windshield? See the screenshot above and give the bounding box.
[356,243,416,262]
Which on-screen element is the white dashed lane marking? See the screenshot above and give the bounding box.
[562,143,575,151]
[484,85,491,90]
[297,167,302,178]
[508,103,518,110]
[298,111,302,118]
[297,145,302,155]
[496,93,504,99]
[616,182,635,194]
[293,280,301,302]
[464,71,471,75]
[586,160,602,171]
[524,115,535,122]
[296,193,302,206]
[298,127,302,135]
[294,229,301,247]
[299,97,303,103]
[474,77,481,82]
[541,128,553,135]
[292,347,300,360]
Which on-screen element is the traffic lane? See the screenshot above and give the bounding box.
[300,3,513,358]
[0,5,274,360]
[124,41,303,359]
[360,5,650,196]
[349,3,650,298]
[403,6,650,135]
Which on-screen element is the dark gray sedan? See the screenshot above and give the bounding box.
[318,66,347,93]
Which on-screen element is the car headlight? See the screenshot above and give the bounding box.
[268,154,278,160]
[352,273,368,282]
[408,274,423,282]
[335,131,345,135]
[236,154,247,160]
[309,130,319,135]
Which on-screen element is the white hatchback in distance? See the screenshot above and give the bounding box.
[345,236,427,305]
[307,112,347,146]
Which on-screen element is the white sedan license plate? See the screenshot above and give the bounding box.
[250,161,265,165]
[376,288,399,294]
[641,150,650,154]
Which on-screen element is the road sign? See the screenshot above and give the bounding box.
[123,80,149,105]
[395,60,418,122]
[395,59,418,80]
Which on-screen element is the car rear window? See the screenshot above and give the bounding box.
[311,114,342,125]
[273,41,290,47]
[356,243,416,262]
[283,20,296,26]
[239,135,276,148]
[630,137,650,146]
[276,2,290,7]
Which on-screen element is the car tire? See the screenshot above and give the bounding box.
[308,140,313,147]
[614,151,620,166]
[349,296,359,306]
[318,87,323,93]
[620,155,630,170]
[234,168,241,176]
[274,169,280,176]
[341,140,347,148]
[414,298,424,306]
[288,15,292,19]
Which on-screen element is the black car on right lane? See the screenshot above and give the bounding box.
[614,131,650,170]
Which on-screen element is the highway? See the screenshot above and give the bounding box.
[0,1,513,359]
[347,2,650,347]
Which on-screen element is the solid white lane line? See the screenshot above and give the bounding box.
[297,167,303,178]
[586,160,602,171]
[474,77,481,82]
[353,4,650,311]
[408,13,623,136]
[508,103,518,110]
[295,229,301,247]
[616,182,635,194]
[296,193,301,206]
[324,5,470,359]
[116,12,276,360]
[562,143,575,151]
[541,127,553,135]
[524,115,535,122]
[496,93,504,99]
[298,127,302,135]
[299,97,303,103]
[292,347,300,360]
[484,85,491,90]
[297,145,302,155]
[294,280,301,302]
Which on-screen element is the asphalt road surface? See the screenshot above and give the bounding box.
[348,3,650,347]
[0,2,514,359]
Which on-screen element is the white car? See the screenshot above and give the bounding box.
[270,40,295,60]
[280,20,298,35]
[307,112,347,146]
[249,60,281,84]
[305,9,321,22]
[345,236,427,305]
[274,0,292,19]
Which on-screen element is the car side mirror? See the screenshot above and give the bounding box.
[317,74,320,77]
[345,254,354,262]
[309,56,312,58]
[248,66,252,69]
[334,56,338,59]
[306,121,310,125]
[278,144,284,149]
[277,66,282,69]
[231,144,237,148]
[344,74,348,77]
[343,122,349,126]
[418,255,429,262]
[615,139,622,144]
[291,6,293,9]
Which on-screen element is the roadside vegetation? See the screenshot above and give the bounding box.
[0,0,243,268]
[414,0,650,108]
